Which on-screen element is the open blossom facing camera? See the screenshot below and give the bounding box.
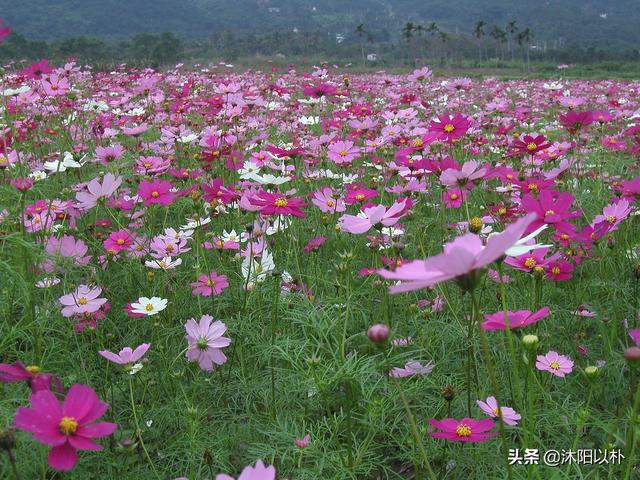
[428,417,497,443]
[185,315,231,371]
[536,351,574,377]
[191,271,229,296]
[130,297,168,316]
[14,384,117,471]
[59,285,107,317]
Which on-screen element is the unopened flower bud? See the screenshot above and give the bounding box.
[624,346,640,364]
[367,324,390,343]
[584,365,599,378]
[522,334,539,351]
[441,384,456,402]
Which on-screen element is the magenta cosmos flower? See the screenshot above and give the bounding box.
[428,113,471,142]
[250,191,306,218]
[216,460,276,480]
[191,272,229,297]
[99,343,150,365]
[0,362,62,393]
[103,229,135,254]
[379,213,536,293]
[428,417,497,443]
[59,285,107,317]
[0,18,11,42]
[481,306,550,331]
[14,384,117,471]
[476,396,521,426]
[138,179,175,206]
[536,351,574,377]
[185,315,231,371]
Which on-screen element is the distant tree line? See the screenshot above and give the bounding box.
[0,22,639,70]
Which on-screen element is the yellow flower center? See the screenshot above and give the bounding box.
[339,150,348,156]
[470,217,483,230]
[606,215,616,224]
[151,191,159,198]
[444,124,455,133]
[59,416,78,435]
[412,138,423,147]
[551,266,561,275]
[450,193,458,200]
[498,207,507,215]
[205,278,214,286]
[143,162,152,167]
[492,408,500,416]
[26,365,40,374]
[0,156,7,165]
[456,424,472,437]
[526,142,538,151]
[274,197,288,207]
[549,361,560,370]
[524,258,537,269]
[533,266,545,274]
[116,238,125,245]
[355,194,365,201]
[545,210,555,216]
[78,297,88,305]
[528,184,539,193]
[145,303,154,311]
[326,200,335,207]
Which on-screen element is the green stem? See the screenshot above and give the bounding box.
[128,377,161,479]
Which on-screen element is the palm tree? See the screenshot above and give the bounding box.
[506,20,518,61]
[516,27,533,71]
[474,20,485,63]
[490,25,507,62]
[402,22,416,65]
[355,24,367,65]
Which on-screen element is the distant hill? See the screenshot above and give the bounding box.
[2,0,639,50]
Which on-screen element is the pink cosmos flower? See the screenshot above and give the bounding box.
[303,236,327,253]
[379,213,536,293]
[521,189,580,234]
[476,396,521,426]
[481,307,550,331]
[536,351,574,377]
[628,329,640,346]
[41,74,71,96]
[428,417,497,443]
[59,285,107,317]
[14,384,117,471]
[103,229,135,255]
[440,160,487,188]
[0,362,62,393]
[328,140,360,165]
[138,179,175,206]
[43,235,91,270]
[216,460,276,480]
[339,198,412,234]
[95,144,125,165]
[311,186,346,213]
[250,191,306,218]
[428,113,471,142]
[389,360,434,378]
[191,272,229,297]
[442,188,468,208]
[295,434,311,449]
[99,344,150,365]
[75,173,123,209]
[592,199,631,232]
[185,315,231,371]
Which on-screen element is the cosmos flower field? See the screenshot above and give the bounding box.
[1,59,640,479]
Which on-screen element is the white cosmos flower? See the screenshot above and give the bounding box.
[180,217,211,231]
[177,133,198,144]
[129,363,144,375]
[239,161,261,179]
[2,85,30,96]
[222,229,243,243]
[44,152,84,173]
[35,277,61,288]
[145,257,182,270]
[247,173,291,185]
[299,116,319,125]
[241,250,275,288]
[501,224,552,257]
[131,297,168,316]
[29,170,48,181]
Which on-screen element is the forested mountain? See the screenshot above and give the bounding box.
[1,0,639,50]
